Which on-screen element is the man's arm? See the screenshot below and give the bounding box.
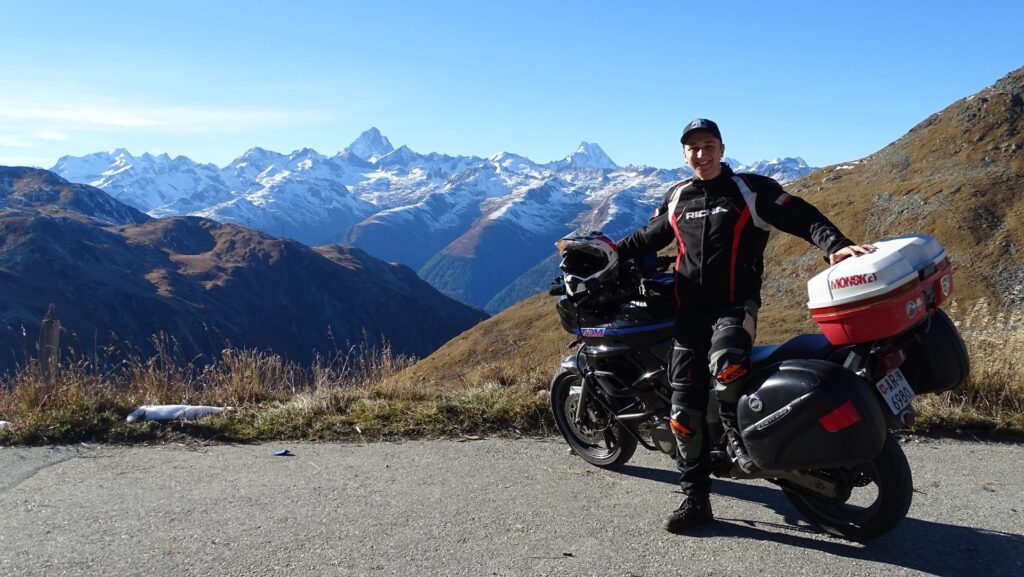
[616,208,675,261]
[753,177,860,258]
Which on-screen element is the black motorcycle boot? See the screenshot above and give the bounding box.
[719,404,757,474]
[724,426,757,473]
[663,494,713,533]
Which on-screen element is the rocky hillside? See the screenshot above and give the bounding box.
[0,168,487,373]
[396,65,1024,385]
[764,65,1024,321]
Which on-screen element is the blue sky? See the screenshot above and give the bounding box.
[1,1,1022,170]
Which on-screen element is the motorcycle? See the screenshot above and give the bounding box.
[548,232,970,541]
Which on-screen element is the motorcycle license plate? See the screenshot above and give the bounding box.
[876,369,916,415]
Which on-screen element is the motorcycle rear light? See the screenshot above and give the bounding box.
[902,412,916,428]
[818,400,862,432]
[873,348,907,375]
[901,408,917,428]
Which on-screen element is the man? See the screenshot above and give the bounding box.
[616,118,874,533]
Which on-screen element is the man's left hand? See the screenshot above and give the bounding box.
[830,244,877,265]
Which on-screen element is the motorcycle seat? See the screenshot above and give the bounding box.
[751,333,835,370]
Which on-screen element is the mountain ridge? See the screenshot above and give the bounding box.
[51,127,817,313]
[0,166,487,373]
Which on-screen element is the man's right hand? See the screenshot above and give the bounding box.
[829,244,877,265]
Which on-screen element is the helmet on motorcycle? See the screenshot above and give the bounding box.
[554,231,619,297]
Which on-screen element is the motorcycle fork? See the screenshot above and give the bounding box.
[574,375,591,424]
[577,373,663,452]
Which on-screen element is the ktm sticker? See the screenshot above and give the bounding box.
[581,328,606,337]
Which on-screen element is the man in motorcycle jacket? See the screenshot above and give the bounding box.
[615,118,874,533]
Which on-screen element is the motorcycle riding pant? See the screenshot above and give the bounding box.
[668,302,757,496]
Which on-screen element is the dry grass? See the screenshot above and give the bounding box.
[1,297,1022,445]
[0,330,551,445]
[914,300,1024,432]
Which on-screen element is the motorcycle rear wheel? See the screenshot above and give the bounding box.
[783,433,913,542]
[550,369,638,470]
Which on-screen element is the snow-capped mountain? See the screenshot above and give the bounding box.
[51,149,230,213]
[555,142,619,170]
[736,157,813,183]
[51,130,818,312]
[343,127,395,162]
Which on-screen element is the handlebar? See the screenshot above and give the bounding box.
[655,255,675,270]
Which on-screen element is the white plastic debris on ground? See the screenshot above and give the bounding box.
[126,405,233,423]
[0,421,11,430]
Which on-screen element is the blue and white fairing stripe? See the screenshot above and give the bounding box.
[572,321,674,338]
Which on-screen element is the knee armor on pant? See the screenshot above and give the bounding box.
[708,309,754,404]
[670,406,705,461]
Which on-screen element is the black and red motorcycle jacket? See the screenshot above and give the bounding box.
[616,164,853,309]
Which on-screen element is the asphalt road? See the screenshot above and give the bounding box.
[1,436,1022,577]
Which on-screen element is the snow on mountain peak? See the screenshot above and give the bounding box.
[288,147,324,164]
[488,151,539,174]
[375,144,419,167]
[344,127,395,162]
[563,142,618,170]
[735,157,812,183]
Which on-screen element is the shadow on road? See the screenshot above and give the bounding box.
[618,464,1024,576]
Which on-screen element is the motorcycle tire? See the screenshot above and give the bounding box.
[783,433,913,542]
[550,369,638,470]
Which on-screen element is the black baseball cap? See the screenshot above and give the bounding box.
[680,118,722,144]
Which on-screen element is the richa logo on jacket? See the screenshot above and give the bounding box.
[684,207,729,220]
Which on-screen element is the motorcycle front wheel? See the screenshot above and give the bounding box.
[783,433,913,542]
[550,369,637,470]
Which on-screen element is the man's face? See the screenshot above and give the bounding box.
[683,131,724,180]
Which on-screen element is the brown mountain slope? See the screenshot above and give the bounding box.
[398,65,1024,385]
[393,292,564,391]
[764,66,1024,322]
[0,166,149,225]
[0,169,488,372]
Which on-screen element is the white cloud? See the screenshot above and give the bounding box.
[0,153,51,168]
[0,130,70,149]
[0,135,31,148]
[37,131,69,141]
[0,103,306,133]
[2,106,162,128]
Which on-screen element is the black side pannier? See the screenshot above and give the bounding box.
[738,360,886,471]
[900,309,970,395]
